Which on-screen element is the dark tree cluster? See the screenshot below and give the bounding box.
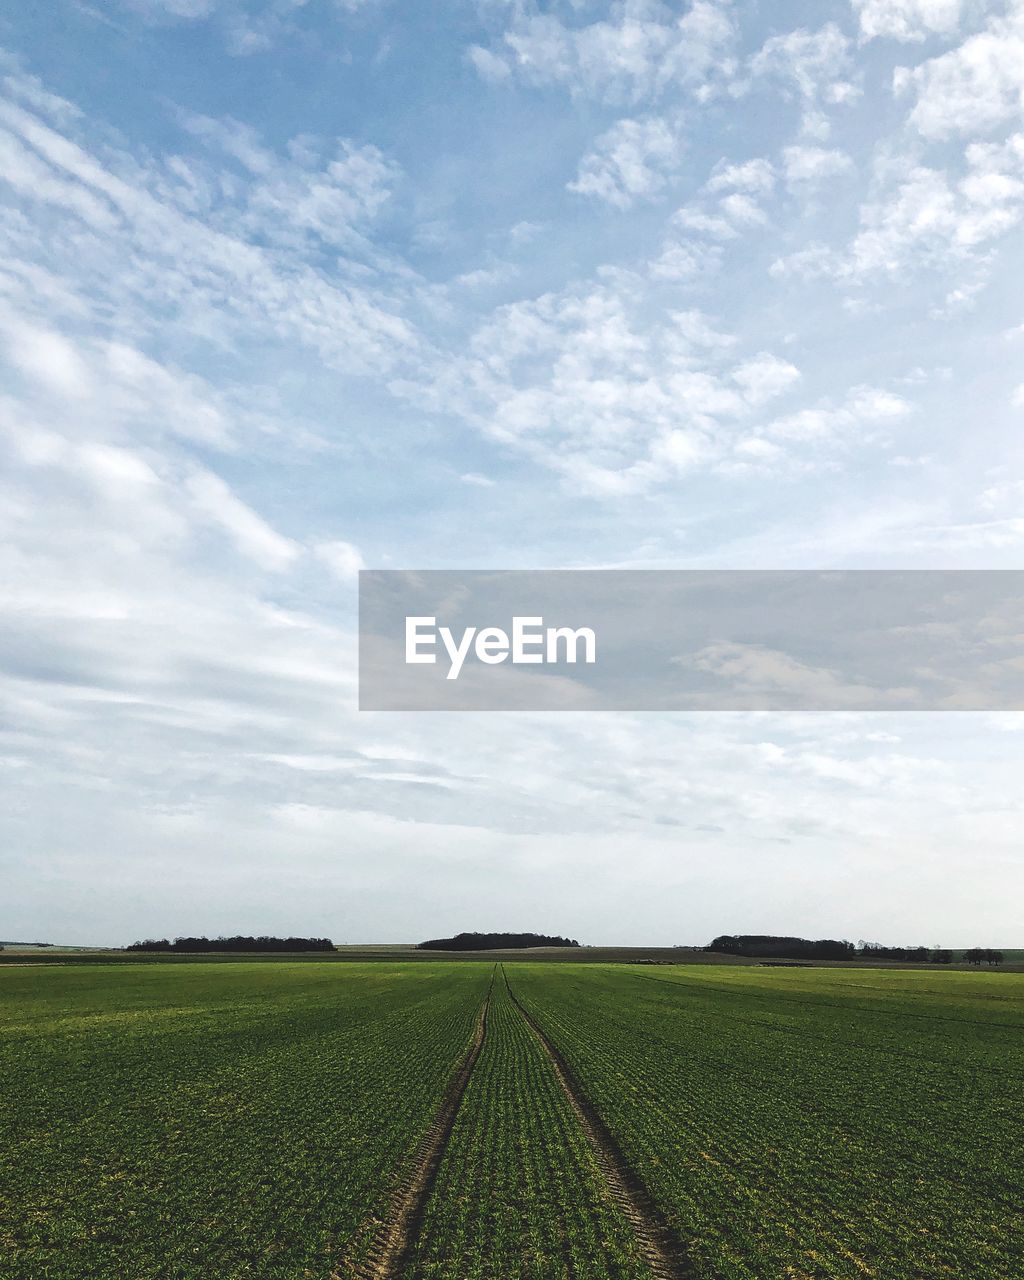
[709,936,1000,966]
[709,935,857,961]
[126,936,335,953]
[858,943,936,963]
[417,932,580,951]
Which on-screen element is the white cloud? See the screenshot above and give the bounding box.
[453,263,517,289]
[671,155,776,237]
[705,157,775,195]
[178,110,399,250]
[0,89,418,376]
[396,283,807,495]
[896,7,1024,138]
[723,385,917,476]
[673,207,739,239]
[782,144,854,188]
[759,385,913,442]
[314,540,365,581]
[468,0,736,105]
[851,141,1024,272]
[177,110,272,174]
[836,164,953,270]
[724,389,919,479]
[466,44,512,82]
[748,23,859,134]
[0,312,234,448]
[78,442,162,491]
[853,0,969,42]
[253,139,396,242]
[978,477,1024,508]
[666,309,735,352]
[507,220,542,245]
[568,115,681,209]
[732,353,801,405]
[718,191,767,225]
[773,134,1024,286]
[6,322,93,398]
[646,238,716,280]
[185,469,300,570]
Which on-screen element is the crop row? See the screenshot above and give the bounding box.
[511,964,1024,1279]
[401,968,655,1280]
[0,961,489,1280]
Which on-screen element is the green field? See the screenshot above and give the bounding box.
[2,962,1021,1279]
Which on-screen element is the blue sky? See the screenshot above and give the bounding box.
[2,0,1023,946]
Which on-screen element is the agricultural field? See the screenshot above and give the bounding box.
[1,960,1022,1280]
[403,970,656,1280]
[513,964,1024,1279]
[0,962,487,1280]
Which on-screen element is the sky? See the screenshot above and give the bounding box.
[1,0,1023,947]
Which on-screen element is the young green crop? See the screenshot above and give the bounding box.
[511,963,1024,1279]
[0,961,489,1280]
[401,969,656,1280]
[5,959,1022,1280]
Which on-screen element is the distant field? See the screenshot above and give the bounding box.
[0,944,735,966]
[1,962,1021,1278]
[4,943,1021,968]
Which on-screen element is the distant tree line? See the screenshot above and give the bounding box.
[858,943,943,963]
[710,935,857,961]
[126,936,336,953]
[708,935,1002,965]
[418,932,580,951]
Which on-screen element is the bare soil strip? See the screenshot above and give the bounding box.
[501,966,696,1280]
[334,969,494,1280]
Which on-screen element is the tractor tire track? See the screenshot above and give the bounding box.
[335,968,494,1280]
[501,965,696,1280]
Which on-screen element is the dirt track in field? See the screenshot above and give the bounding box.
[337,962,693,1280]
[501,965,696,1280]
[334,969,494,1280]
